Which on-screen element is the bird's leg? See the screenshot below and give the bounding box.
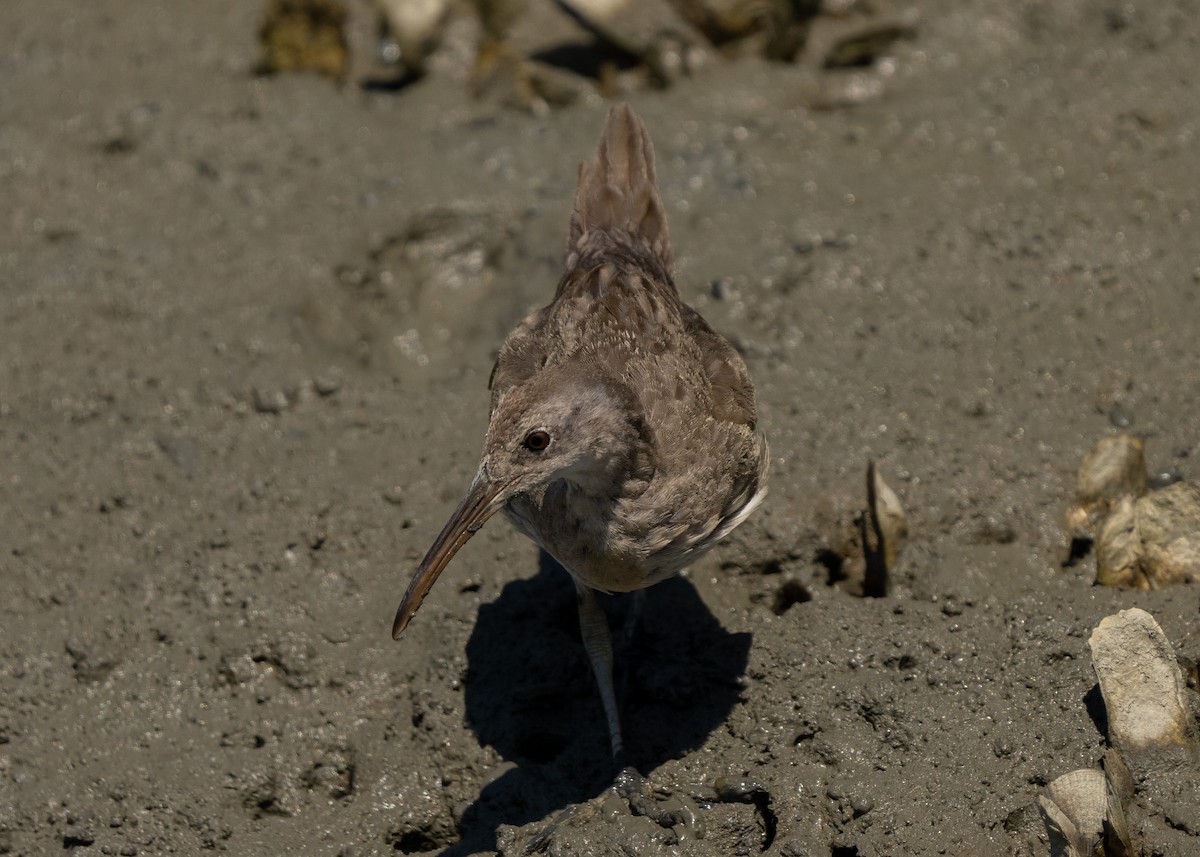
[523,587,693,855]
[522,587,624,855]
[525,587,772,853]
[576,584,624,762]
[577,586,703,829]
[612,767,701,831]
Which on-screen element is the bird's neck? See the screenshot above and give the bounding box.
[563,432,655,500]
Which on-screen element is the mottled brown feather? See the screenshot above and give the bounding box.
[482,105,767,592]
[566,103,674,278]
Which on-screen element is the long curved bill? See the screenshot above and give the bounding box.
[392,469,508,639]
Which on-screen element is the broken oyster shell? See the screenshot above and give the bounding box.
[1038,607,1200,857]
[557,0,709,86]
[1038,763,1134,857]
[1088,607,1198,777]
[374,0,451,79]
[258,0,349,80]
[1039,768,1108,857]
[1066,433,1148,540]
[862,461,906,597]
[1095,481,1200,588]
[667,0,815,58]
[470,38,586,114]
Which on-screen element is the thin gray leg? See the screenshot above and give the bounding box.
[576,584,624,763]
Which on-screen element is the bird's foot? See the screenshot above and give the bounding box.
[611,766,702,831]
[523,768,775,853]
[522,767,700,853]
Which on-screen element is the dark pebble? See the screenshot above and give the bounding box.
[1108,403,1132,428]
[253,387,288,414]
[1149,467,1184,489]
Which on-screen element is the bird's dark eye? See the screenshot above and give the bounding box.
[524,430,551,452]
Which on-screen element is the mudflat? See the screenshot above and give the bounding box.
[2,1,1198,854]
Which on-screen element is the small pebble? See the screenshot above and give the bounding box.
[850,795,874,817]
[65,638,90,662]
[776,837,815,857]
[1148,467,1184,490]
[314,370,343,396]
[711,777,767,802]
[1108,403,1133,428]
[253,387,288,414]
[972,519,1015,544]
[337,265,367,287]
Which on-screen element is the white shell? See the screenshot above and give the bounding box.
[1088,608,1197,777]
[1038,768,1108,857]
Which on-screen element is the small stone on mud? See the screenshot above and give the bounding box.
[313,370,343,396]
[253,387,289,414]
[1149,466,1184,490]
[155,433,199,473]
[243,771,300,817]
[850,794,874,816]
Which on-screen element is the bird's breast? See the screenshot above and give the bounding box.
[501,478,732,593]
[503,485,659,590]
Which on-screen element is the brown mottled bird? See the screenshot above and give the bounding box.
[392,104,768,764]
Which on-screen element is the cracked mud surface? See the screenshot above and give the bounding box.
[2,1,1199,854]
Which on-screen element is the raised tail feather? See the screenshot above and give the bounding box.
[567,104,674,273]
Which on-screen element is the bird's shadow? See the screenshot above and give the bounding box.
[439,551,751,855]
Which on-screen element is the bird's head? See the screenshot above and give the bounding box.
[392,370,650,638]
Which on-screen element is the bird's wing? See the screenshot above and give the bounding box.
[678,303,757,430]
[488,306,549,411]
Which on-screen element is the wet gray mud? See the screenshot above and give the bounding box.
[2,1,1199,855]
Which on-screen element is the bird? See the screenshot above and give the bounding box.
[392,103,768,769]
